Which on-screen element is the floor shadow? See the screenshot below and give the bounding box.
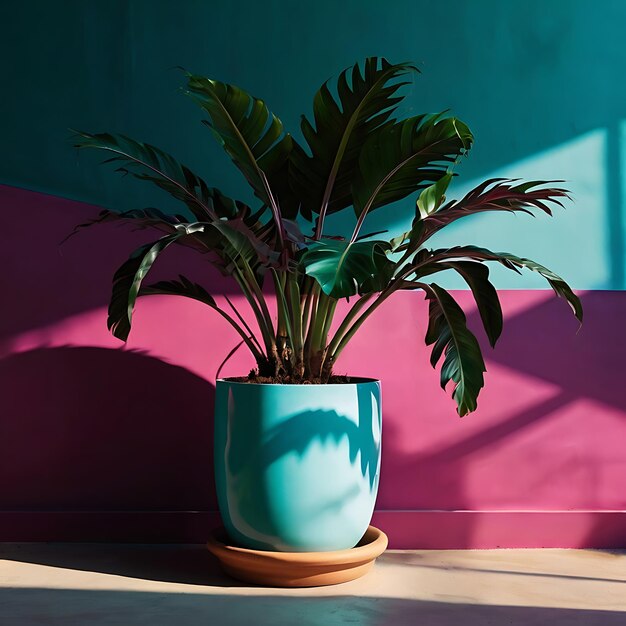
[0,542,239,587]
[0,346,216,511]
[0,588,624,625]
[388,552,626,585]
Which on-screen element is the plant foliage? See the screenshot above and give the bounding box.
[73,57,582,415]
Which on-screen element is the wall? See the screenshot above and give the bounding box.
[1,0,625,547]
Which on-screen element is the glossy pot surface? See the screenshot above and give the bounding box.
[214,378,382,552]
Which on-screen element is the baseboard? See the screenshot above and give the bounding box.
[373,510,626,549]
[0,510,624,548]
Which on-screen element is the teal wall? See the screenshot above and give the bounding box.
[2,0,625,288]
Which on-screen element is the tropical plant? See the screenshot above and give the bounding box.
[72,57,582,416]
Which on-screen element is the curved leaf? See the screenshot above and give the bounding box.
[440,261,503,347]
[66,207,273,269]
[389,216,424,256]
[353,114,473,219]
[214,219,278,270]
[290,57,419,223]
[107,226,202,341]
[72,131,237,221]
[300,239,393,298]
[140,275,264,362]
[139,274,217,307]
[61,207,182,245]
[426,245,583,323]
[422,283,486,416]
[419,179,570,243]
[184,74,295,223]
[417,172,453,219]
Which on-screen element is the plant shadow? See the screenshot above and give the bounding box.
[0,346,217,512]
[1,587,625,626]
[261,384,380,489]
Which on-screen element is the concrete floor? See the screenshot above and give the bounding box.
[0,544,624,625]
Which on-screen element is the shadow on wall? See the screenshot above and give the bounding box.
[471,291,626,410]
[0,346,217,511]
[0,187,626,543]
[0,184,238,339]
[374,290,626,547]
[0,588,625,626]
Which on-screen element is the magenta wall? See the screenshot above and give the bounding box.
[1,185,625,547]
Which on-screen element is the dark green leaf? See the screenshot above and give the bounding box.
[107,226,202,341]
[358,246,398,294]
[427,245,583,323]
[420,179,570,243]
[422,283,486,416]
[353,114,473,218]
[72,131,242,221]
[184,74,296,220]
[61,207,182,245]
[291,57,419,220]
[440,261,503,347]
[417,172,453,218]
[300,239,393,298]
[140,275,217,307]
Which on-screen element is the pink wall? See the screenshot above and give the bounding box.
[1,185,625,547]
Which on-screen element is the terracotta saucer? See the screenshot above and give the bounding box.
[207,525,388,587]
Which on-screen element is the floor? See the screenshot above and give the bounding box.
[0,544,624,625]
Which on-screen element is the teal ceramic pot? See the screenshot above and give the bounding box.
[214,378,382,552]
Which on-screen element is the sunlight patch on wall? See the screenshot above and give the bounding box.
[374,129,610,290]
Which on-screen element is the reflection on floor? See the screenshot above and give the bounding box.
[0,543,624,625]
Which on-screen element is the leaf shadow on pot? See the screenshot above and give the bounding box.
[220,385,382,547]
[260,385,380,490]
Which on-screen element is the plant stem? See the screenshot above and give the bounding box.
[286,273,304,373]
[271,268,295,372]
[242,263,275,339]
[303,282,321,375]
[208,305,265,362]
[223,294,264,353]
[233,270,274,358]
[317,298,338,378]
[308,292,337,377]
[326,293,375,356]
[329,287,397,363]
[310,292,331,355]
[300,276,315,332]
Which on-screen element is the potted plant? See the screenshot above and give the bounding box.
[72,58,582,557]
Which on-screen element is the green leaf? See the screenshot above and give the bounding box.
[72,131,239,222]
[420,179,570,243]
[291,57,419,220]
[140,275,217,307]
[440,261,503,347]
[417,172,453,219]
[390,216,424,256]
[429,245,583,323]
[107,226,201,341]
[61,207,183,245]
[353,114,473,218]
[184,74,294,220]
[359,244,398,294]
[423,283,486,416]
[300,239,393,298]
